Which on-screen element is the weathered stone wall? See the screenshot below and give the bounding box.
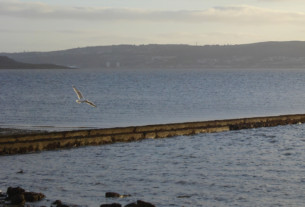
[1,114,305,155]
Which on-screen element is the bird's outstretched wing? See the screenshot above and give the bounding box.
[84,100,97,107]
[73,86,84,100]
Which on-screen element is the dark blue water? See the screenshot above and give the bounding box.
[2,68,305,206]
[1,68,305,129]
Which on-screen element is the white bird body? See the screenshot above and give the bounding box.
[73,86,97,107]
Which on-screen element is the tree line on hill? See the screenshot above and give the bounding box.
[2,41,305,69]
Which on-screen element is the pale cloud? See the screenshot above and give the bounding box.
[204,6,305,24]
[1,0,305,52]
[0,0,305,25]
[155,31,264,45]
[256,0,301,1]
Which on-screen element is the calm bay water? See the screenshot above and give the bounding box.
[2,68,305,206]
[1,68,305,129]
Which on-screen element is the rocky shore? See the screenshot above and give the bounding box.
[0,187,155,207]
[0,187,45,206]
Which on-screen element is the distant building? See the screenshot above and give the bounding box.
[106,62,111,68]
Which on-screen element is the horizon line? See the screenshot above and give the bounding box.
[1,40,303,54]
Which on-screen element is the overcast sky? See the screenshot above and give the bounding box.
[1,0,305,52]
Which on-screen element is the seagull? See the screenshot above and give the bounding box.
[73,86,97,107]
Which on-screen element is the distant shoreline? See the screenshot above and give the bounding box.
[3,41,305,69]
[0,56,71,69]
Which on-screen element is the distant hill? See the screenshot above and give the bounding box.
[0,56,70,69]
[2,41,305,69]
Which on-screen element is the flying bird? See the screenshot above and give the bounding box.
[73,86,97,107]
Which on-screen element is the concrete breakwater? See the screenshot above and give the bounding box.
[1,114,305,155]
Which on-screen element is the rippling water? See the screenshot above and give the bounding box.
[2,68,305,206]
[1,124,305,206]
[1,68,305,129]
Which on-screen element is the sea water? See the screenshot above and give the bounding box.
[1,68,305,206]
[1,68,305,129]
[1,125,305,206]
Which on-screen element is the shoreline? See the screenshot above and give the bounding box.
[0,186,155,207]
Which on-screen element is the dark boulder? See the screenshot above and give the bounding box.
[125,200,155,207]
[124,202,137,207]
[52,200,70,207]
[105,192,121,198]
[24,191,45,202]
[137,200,155,207]
[10,193,25,205]
[100,203,122,207]
[57,204,70,207]
[52,200,63,205]
[6,187,25,198]
[6,186,45,205]
[105,192,131,198]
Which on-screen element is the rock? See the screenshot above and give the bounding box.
[6,187,45,205]
[58,204,70,207]
[105,192,121,198]
[52,200,70,207]
[24,191,45,202]
[105,192,131,198]
[6,187,25,198]
[125,200,155,207]
[10,193,25,205]
[137,200,155,207]
[52,200,63,205]
[124,202,137,207]
[100,203,122,207]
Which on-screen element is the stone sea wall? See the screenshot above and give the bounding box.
[1,114,305,155]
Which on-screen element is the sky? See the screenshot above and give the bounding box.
[1,0,305,52]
